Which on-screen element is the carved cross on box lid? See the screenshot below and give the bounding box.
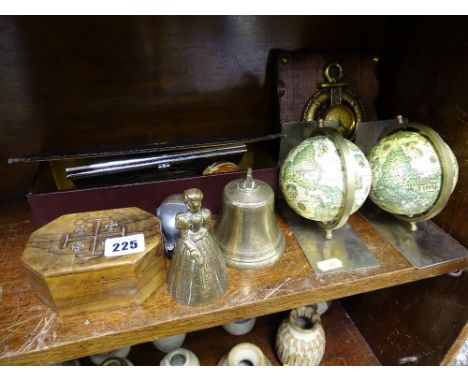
[20,207,165,315]
[21,207,161,277]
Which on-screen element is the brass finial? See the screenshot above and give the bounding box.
[242,168,256,190]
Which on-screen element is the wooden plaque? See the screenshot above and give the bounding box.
[277,51,380,124]
[21,207,166,315]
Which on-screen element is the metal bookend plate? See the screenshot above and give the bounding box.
[353,118,406,155]
[280,201,380,274]
[360,201,468,269]
[279,118,402,164]
[279,121,337,164]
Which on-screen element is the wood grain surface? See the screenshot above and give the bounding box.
[77,302,380,366]
[441,321,468,366]
[277,52,380,124]
[343,271,468,365]
[0,15,390,200]
[378,18,468,247]
[0,199,466,365]
[21,207,166,315]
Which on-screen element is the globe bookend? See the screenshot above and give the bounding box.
[280,120,372,239]
[368,116,459,231]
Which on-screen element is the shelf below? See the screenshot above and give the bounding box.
[441,322,468,366]
[0,199,466,365]
[77,302,380,366]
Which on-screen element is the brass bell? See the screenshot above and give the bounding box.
[212,168,285,269]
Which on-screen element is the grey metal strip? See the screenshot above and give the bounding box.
[280,201,380,274]
[360,201,468,269]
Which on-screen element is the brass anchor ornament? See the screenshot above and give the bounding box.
[303,63,365,140]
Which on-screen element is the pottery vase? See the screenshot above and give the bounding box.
[53,359,81,366]
[152,333,187,353]
[160,348,200,366]
[222,318,256,336]
[89,346,131,366]
[275,306,326,366]
[218,343,271,366]
[100,357,134,366]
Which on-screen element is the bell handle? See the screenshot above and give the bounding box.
[244,168,255,188]
[239,167,258,190]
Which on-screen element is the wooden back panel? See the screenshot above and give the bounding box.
[343,273,468,365]
[277,51,380,123]
[0,16,390,199]
[4,15,464,247]
[378,17,468,246]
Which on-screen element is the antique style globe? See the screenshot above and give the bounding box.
[368,120,458,226]
[280,126,372,238]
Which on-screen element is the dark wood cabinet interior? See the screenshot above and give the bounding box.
[0,16,466,366]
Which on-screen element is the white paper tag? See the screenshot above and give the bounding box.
[104,233,145,257]
[317,258,343,272]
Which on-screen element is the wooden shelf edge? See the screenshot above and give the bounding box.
[441,321,468,366]
[74,301,380,366]
[1,257,465,366]
[0,200,466,366]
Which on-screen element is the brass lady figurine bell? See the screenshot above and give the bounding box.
[167,188,229,306]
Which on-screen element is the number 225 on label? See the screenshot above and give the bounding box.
[104,234,146,257]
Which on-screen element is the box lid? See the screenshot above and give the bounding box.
[22,207,161,278]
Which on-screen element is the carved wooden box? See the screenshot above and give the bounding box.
[21,207,166,315]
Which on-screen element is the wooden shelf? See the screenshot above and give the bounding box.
[77,302,380,366]
[441,322,468,366]
[0,199,466,365]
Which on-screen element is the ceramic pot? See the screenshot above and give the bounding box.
[89,346,131,366]
[160,348,200,366]
[218,343,271,366]
[222,318,256,336]
[275,306,326,366]
[53,359,81,366]
[100,357,134,366]
[152,333,187,353]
